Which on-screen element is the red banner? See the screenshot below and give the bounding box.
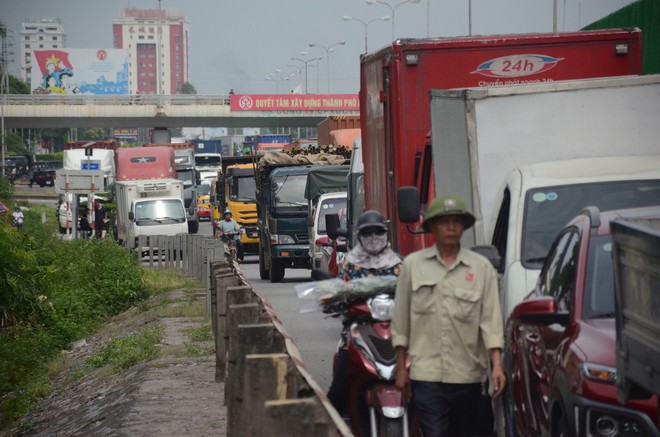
[230,94,359,111]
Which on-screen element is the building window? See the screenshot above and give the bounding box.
[53,45,58,48]
[140,72,146,77]
[39,36,43,41]
[39,45,43,48]
[52,36,58,41]
[148,35,154,40]
[25,44,30,48]
[139,35,145,40]
[149,72,155,77]
[176,73,180,79]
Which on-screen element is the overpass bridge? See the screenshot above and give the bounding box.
[0,94,360,129]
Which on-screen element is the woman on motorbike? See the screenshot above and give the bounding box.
[327,210,403,416]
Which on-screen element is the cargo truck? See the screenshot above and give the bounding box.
[217,162,259,257]
[612,212,660,405]
[255,152,347,282]
[359,28,643,258]
[316,116,360,148]
[115,179,189,250]
[304,165,350,272]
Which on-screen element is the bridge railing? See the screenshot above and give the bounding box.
[0,94,231,106]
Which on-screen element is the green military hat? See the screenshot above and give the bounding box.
[422,195,476,232]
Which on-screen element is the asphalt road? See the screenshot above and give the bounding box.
[198,218,337,391]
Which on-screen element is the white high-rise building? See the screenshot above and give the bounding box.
[113,8,189,95]
[19,18,67,85]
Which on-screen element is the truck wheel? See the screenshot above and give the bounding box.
[269,260,285,283]
[259,252,269,280]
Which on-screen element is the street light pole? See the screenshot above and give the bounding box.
[366,0,421,41]
[290,55,322,94]
[156,0,162,96]
[308,41,345,93]
[343,15,390,53]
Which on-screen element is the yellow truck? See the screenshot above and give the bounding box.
[212,157,259,256]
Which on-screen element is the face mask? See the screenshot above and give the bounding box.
[359,233,388,255]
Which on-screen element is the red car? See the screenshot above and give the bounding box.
[502,206,660,437]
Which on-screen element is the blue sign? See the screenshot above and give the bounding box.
[82,162,100,170]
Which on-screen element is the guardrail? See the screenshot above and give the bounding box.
[210,260,352,436]
[0,94,231,106]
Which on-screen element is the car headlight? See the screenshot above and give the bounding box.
[368,294,395,321]
[581,362,617,384]
[271,234,295,245]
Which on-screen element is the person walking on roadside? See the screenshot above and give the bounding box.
[94,199,107,239]
[12,207,25,232]
[392,194,506,437]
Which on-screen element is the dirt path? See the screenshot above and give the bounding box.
[5,288,227,437]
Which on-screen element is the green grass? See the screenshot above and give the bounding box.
[0,194,205,428]
[184,324,213,342]
[85,324,164,372]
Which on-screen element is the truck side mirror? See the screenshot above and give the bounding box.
[470,245,502,272]
[398,186,421,223]
[326,213,349,240]
[128,211,135,221]
[307,216,314,227]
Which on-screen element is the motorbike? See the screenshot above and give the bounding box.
[320,276,416,437]
[215,229,239,262]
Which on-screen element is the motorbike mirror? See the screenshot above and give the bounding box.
[326,213,348,240]
[315,236,331,247]
[398,186,421,223]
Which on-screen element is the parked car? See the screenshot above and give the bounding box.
[501,205,660,437]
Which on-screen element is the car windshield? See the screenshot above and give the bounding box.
[271,174,308,206]
[523,180,660,268]
[134,199,185,222]
[230,176,256,201]
[317,197,347,234]
[197,184,211,196]
[583,235,615,319]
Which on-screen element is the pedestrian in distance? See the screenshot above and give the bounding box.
[94,199,107,239]
[12,207,24,232]
[392,194,506,437]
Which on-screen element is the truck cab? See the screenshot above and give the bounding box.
[174,148,199,234]
[221,163,259,256]
[256,163,312,283]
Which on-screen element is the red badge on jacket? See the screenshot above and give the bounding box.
[466,271,474,282]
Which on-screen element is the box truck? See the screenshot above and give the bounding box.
[397,75,660,322]
[115,179,189,249]
[360,28,643,257]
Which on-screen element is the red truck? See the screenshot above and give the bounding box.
[317,116,361,148]
[359,28,642,257]
[115,146,176,182]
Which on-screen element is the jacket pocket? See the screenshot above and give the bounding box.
[453,287,480,321]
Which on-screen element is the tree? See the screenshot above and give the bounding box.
[178,82,197,95]
[80,128,110,141]
[8,76,30,94]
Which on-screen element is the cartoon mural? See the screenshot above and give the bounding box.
[31,49,129,95]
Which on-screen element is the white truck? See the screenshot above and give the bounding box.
[115,179,189,249]
[397,75,660,322]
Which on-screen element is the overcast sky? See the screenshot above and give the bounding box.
[3,0,636,95]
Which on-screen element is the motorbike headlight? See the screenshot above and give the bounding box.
[368,294,395,321]
[271,234,295,245]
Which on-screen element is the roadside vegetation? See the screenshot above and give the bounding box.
[0,175,201,427]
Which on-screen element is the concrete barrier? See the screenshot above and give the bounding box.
[210,260,352,436]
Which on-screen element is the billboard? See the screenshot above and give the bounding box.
[31,49,129,95]
[230,94,359,112]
